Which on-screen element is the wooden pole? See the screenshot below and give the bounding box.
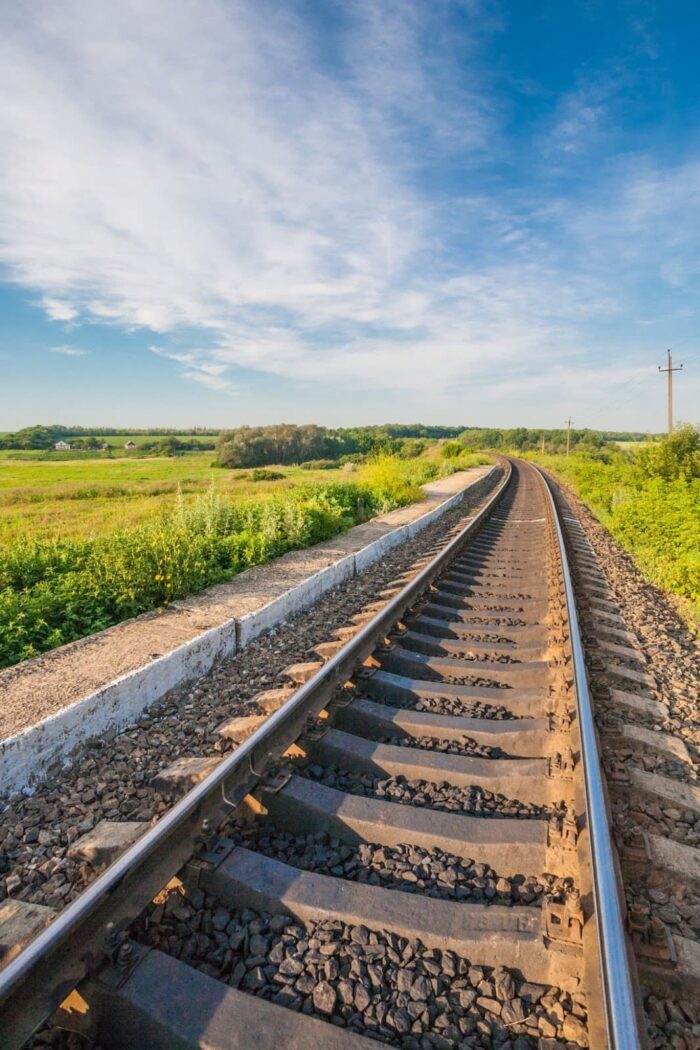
[658,350,683,436]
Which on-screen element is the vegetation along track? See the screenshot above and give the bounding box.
[1,459,697,1049]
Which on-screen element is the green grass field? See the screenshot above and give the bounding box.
[0,453,349,542]
[0,451,496,666]
[92,433,217,446]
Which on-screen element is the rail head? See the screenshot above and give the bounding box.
[0,460,512,1049]
[536,465,643,1050]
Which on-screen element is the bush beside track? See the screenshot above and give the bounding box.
[527,425,700,626]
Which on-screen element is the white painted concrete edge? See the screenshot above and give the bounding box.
[0,467,496,797]
[236,551,357,647]
[0,617,239,799]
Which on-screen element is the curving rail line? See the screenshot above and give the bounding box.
[541,472,641,1049]
[0,459,644,1049]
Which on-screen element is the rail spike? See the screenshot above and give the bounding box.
[543,887,585,947]
[548,801,579,849]
[627,901,677,966]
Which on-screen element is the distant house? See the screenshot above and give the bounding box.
[54,440,71,450]
[99,443,109,451]
[124,440,136,450]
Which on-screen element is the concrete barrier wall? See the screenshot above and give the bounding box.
[353,525,409,574]
[0,467,496,797]
[406,489,464,538]
[0,615,239,797]
[236,551,357,647]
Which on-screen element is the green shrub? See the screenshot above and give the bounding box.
[299,459,338,470]
[440,441,463,459]
[250,469,286,481]
[529,428,700,626]
[636,424,700,480]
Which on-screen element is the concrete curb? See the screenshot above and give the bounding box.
[0,617,239,798]
[236,551,357,648]
[0,467,496,797]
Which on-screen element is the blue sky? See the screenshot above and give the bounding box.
[1,0,699,431]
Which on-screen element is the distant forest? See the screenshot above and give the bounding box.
[0,422,465,454]
[0,424,218,449]
[2,422,654,461]
[453,427,651,450]
[216,423,654,468]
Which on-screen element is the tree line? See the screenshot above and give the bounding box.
[0,425,219,449]
[215,424,466,468]
[3,421,657,460]
[213,423,659,468]
[454,427,653,455]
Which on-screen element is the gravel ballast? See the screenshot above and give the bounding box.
[420,632,519,646]
[362,689,518,721]
[551,476,700,1046]
[134,890,590,1049]
[375,734,505,759]
[644,991,699,1050]
[229,823,571,907]
[301,766,550,820]
[422,612,529,629]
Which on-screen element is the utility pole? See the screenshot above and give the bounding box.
[658,349,683,436]
[541,433,545,454]
[566,417,572,457]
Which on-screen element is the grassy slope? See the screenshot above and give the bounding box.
[529,451,700,627]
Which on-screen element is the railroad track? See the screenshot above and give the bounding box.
[1,458,697,1049]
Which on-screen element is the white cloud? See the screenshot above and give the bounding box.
[0,1,441,382]
[563,157,700,293]
[0,0,514,397]
[548,101,601,154]
[0,0,698,423]
[149,345,234,391]
[539,74,619,159]
[40,298,79,322]
[49,344,87,356]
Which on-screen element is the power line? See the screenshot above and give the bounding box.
[582,367,659,430]
[583,348,696,432]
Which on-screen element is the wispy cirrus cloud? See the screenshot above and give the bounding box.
[0,0,698,424]
[49,344,87,357]
[0,0,434,381]
[0,0,493,391]
[149,346,234,392]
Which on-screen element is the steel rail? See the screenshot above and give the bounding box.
[0,462,512,1048]
[537,466,643,1050]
